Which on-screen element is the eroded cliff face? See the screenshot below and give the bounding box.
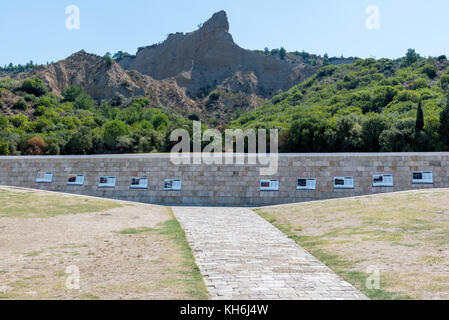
[18,51,198,114]
[119,11,315,98]
[25,51,144,99]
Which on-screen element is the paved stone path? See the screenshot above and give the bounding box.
[172,207,367,300]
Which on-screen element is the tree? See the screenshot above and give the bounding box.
[64,127,93,155]
[439,96,449,149]
[279,47,287,60]
[421,64,437,79]
[404,48,420,66]
[361,116,389,152]
[0,116,9,131]
[20,78,48,96]
[371,86,398,113]
[323,53,330,65]
[62,85,84,102]
[0,142,9,155]
[13,99,27,110]
[112,51,131,61]
[74,90,95,110]
[103,120,129,150]
[287,117,326,152]
[440,74,449,91]
[10,114,28,128]
[188,113,200,121]
[415,97,424,132]
[379,119,415,152]
[336,115,363,151]
[104,53,113,67]
[152,113,169,131]
[61,85,94,110]
[26,136,46,155]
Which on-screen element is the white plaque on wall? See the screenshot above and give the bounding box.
[130,177,149,189]
[36,172,53,183]
[260,180,279,191]
[164,179,182,191]
[67,174,85,186]
[98,176,116,188]
[297,178,316,190]
[412,171,433,184]
[334,177,354,189]
[373,174,394,187]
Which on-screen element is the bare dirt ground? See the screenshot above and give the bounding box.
[256,189,449,300]
[0,187,208,300]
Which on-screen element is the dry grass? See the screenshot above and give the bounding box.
[255,189,449,300]
[0,187,208,300]
[0,187,124,218]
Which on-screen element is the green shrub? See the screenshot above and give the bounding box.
[62,85,84,102]
[13,99,27,110]
[103,120,129,150]
[188,113,200,121]
[421,64,437,79]
[74,91,94,110]
[0,142,9,155]
[409,78,428,90]
[34,105,47,116]
[104,54,113,67]
[404,49,420,66]
[440,74,449,90]
[24,94,37,103]
[0,115,9,130]
[152,113,169,131]
[0,78,19,90]
[10,114,27,127]
[20,78,48,96]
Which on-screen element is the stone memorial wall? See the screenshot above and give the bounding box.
[0,153,448,206]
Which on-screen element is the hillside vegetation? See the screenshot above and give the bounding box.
[0,78,192,156]
[2,50,449,155]
[230,50,449,152]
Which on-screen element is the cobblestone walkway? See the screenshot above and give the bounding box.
[172,207,367,300]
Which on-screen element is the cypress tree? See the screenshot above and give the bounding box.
[439,95,449,149]
[416,97,424,132]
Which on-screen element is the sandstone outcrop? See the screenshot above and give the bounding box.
[19,51,198,113]
[120,11,315,98]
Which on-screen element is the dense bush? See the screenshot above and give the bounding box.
[103,120,130,150]
[0,142,8,155]
[421,64,437,79]
[0,79,190,156]
[229,51,449,152]
[0,116,9,130]
[20,78,48,96]
[439,98,449,149]
[26,136,46,155]
[13,99,27,110]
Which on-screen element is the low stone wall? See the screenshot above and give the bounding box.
[0,153,448,206]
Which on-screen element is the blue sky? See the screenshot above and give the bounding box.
[1,0,448,66]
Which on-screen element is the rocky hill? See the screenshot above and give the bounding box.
[120,11,316,98]
[16,51,199,115]
[1,10,334,124]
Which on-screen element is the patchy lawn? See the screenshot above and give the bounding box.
[0,187,124,218]
[255,189,449,300]
[0,187,208,300]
